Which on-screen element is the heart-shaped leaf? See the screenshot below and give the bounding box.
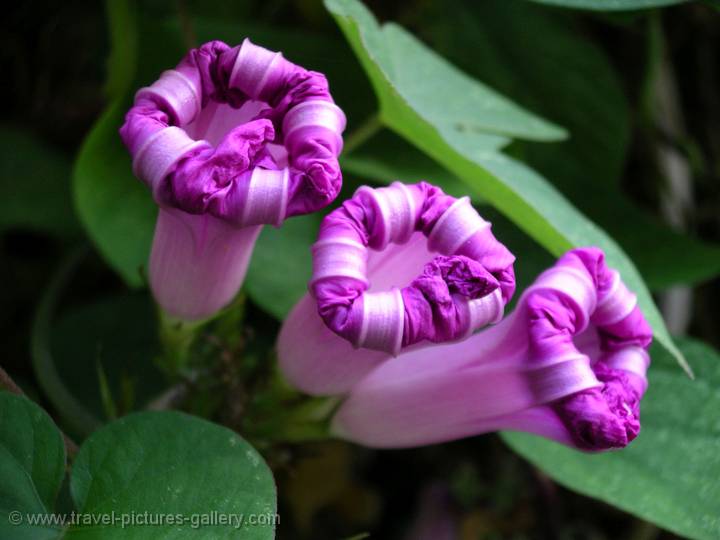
[0,392,66,539]
[47,294,164,427]
[342,130,470,199]
[67,411,276,539]
[0,396,277,539]
[73,101,157,289]
[246,215,320,320]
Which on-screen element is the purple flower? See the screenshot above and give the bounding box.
[331,248,652,451]
[278,181,516,394]
[120,39,346,320]
[276,183,652,451]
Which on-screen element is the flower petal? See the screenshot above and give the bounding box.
[120,39,346,226]
[277,295,389,395]
[331,248,652,451]
[311,182,515,354]
[149,208,261,321]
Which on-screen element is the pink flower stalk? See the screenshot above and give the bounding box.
[120,39,346,320]
[278,181,516,394]
[332,248,652,451]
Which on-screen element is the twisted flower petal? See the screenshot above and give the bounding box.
[331,247,652,451]
[278,181,516,393]
[119,39,346,320]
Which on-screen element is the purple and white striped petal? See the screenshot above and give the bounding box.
[278,182,516,394]
[119,39,346,320]
[331,247,652,451]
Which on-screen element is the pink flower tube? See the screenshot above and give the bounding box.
[120,40,346,320]
[278,181,516,394]
[332,248,652,451]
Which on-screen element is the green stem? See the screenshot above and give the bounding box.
[279,396,339,443]
[342,113,382,155]
[31,245,102,438]
[243,366,338,445]
[157,310,204,377]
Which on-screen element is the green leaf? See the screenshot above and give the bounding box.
[50,295,165,422]
[104,0,138,99]
[0,399,277,539]
[31,248,164,437]
[342,130,470,199]
[73,101,156,289]
[324,0,565,144]
[0,392,66,539]
[502,338,720,539]
[32,249,103,438]
[480,207,556,302]
[324,0,688,372]
[67,411,276,539]
[246,215,319,319]
[0,126,78,237]
[426,0,720,289]
[72,2,179,289]
[526,0,689,10]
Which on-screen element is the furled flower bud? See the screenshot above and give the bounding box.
[278,181,516,394]
[331,248,652,451]
[120,39,346,320]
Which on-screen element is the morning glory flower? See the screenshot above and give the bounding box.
[331,247,652,451]
[120,39,346,321]
[278,181,516,394]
